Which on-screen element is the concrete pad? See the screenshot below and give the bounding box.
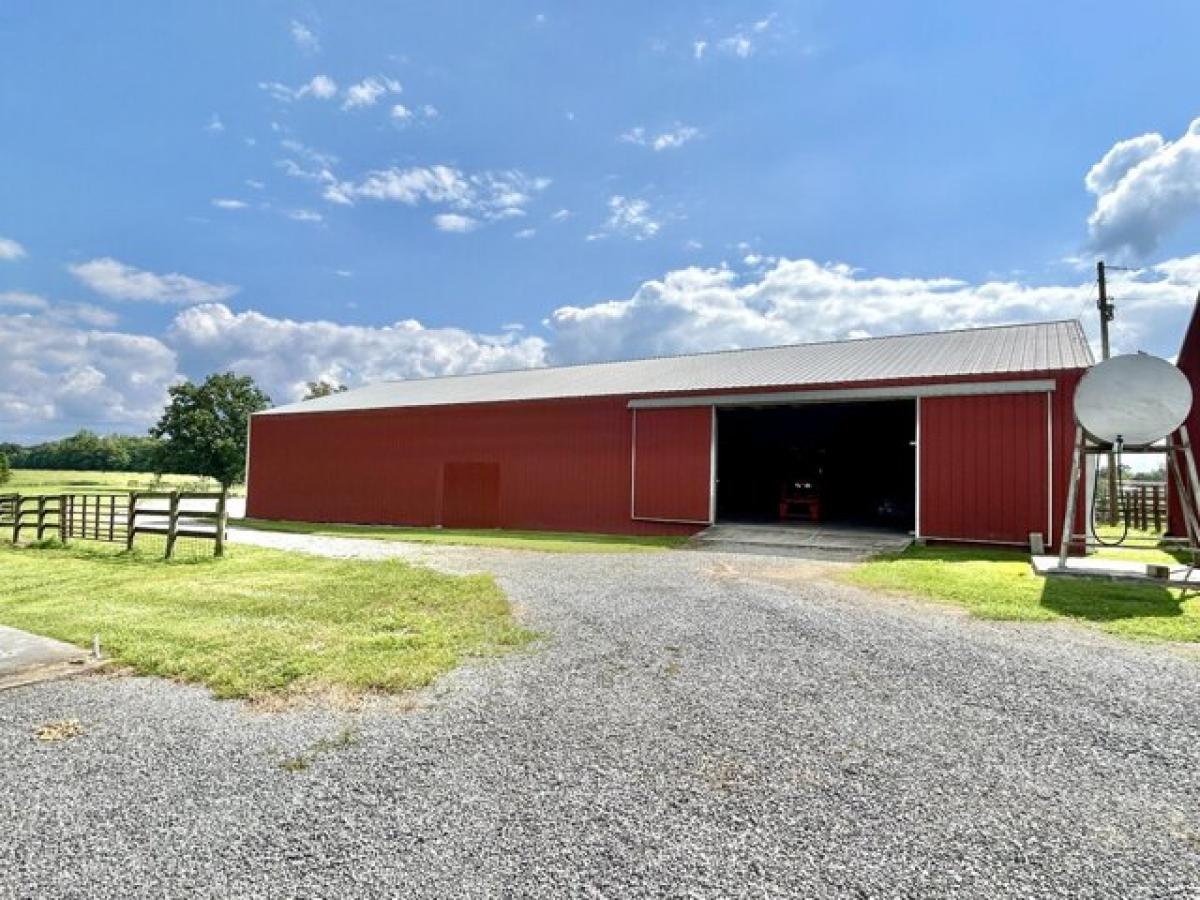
[1030,554,1200,588]
[0,625,98,691]
[690,522,912,559]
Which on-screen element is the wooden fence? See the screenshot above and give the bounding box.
[0,490,228,558]
[1095,480,1168,532]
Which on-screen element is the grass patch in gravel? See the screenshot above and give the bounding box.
[238,517,686,553]
[844,544,1200,643]
[0,541,533,700]
[279,726,358,772]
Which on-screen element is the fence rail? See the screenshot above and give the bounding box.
[1094,480,1168,532]
[0,490,228,559]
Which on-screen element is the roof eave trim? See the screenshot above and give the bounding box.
[627,379,1058,409]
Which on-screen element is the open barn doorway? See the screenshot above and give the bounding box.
[715,400,916,532]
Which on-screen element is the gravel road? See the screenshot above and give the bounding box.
[3,531,1200,898]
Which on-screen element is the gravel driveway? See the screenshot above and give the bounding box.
[4,531,1200,898]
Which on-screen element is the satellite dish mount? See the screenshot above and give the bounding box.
[1056,353,1200,570]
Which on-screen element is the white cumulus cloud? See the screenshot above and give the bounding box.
[342,76,402,110]
[604,196,661,240]
[68,258,239,305]
[290,20,320,53]
[621,124,701,151]
[0,237,27,261]
[1087,116,1200,258]
[544,254,1200,365]
[0,291,48,310]
[211,198,248,210]
[0,305,180,441]
[433,213,479,233]
[167,303,547,406]
[259,74,338,102]
[324,165,550,230]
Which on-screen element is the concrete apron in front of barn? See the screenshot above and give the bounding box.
[0,625,104,692]
[688,521,912,560]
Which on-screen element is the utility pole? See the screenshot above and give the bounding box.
[1098,260,1119,524]
[1097,260,1113,359]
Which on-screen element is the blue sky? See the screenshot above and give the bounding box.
[3,1,1200,440]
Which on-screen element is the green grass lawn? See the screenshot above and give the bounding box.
[0,540,532,699]
[3,469,237,496]
[238,517,687,553]
[843,543,1200,643]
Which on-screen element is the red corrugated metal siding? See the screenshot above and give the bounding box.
[247,396,698,536]
[1168,301,1200,536]
[247,369,1086,541]
[632,407,712,523]
[921,393,1049,543]
[918,373,1084,548]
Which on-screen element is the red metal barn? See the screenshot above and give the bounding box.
[246,320,1093,547]
[1167,301,1200,537]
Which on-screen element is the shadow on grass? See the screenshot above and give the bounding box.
[1038,576,1182,623]
[866,544,1184,625]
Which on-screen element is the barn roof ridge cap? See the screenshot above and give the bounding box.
[367,317,1089,385]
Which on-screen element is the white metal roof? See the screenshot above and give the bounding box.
[261,319,1093,416]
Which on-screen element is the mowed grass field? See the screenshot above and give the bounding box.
[4,469,236,495]
[238,517,688,553]
[0,540,532,700]
[844,540,1200,644]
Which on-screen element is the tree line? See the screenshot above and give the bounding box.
[2,432,164,473]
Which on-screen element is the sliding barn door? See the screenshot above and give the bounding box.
[631,407,713,524]
[920,393,1050,544]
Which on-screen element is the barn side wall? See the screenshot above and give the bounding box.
[246,396,698,536]
[1168,301,1200,537]
[247,369,1086,542]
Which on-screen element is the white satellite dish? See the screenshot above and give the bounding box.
[1074,352,1192,447]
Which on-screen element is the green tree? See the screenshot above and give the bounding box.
[0,451,10,485]
[303,380,349,400]
[151,373,271,487]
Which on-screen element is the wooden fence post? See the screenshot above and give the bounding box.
[1153,484,1162,532]
[125,492,138,551]
[214,487,227,558]
[11,497,21,544]
[35,496,46,541]
[164,490,181,560]
[59,494,69,544]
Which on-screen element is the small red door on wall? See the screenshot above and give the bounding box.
[631,407,713,523]
[441,462,501,528]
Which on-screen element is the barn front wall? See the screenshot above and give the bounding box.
[247,369,1085,544]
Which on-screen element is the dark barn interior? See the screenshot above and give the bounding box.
[715,400,916,530]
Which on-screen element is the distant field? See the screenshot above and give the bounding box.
[3,469,240,496]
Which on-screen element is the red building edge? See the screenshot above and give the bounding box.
[246,367,1090,548]
[1167,300,1200,537]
